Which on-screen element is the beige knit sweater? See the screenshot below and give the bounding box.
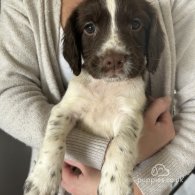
[0,0,195,194]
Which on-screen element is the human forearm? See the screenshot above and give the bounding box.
[0,84,53,148]
[133,107,195,194]
[0,0,53,148]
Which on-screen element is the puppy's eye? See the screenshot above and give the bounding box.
[84,22,96,35]
[130,18,142,31]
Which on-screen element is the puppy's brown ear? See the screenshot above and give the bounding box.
[63,11,81,76]
[146,10,165,74]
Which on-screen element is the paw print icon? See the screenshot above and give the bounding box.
[151,164,170,177]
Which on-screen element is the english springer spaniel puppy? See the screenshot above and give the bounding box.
[24,0,164,194]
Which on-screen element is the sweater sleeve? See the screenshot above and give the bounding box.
[0,0,53,148]
[65,129,110,170]
[0,0,110,168]
[133,1,195,194]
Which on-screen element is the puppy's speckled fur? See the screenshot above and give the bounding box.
[24,0,164,194]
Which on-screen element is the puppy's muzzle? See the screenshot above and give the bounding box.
[101,51,127,77]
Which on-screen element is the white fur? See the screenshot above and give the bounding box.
[63,70,145,137]
[98,0,129,56]
[24,70,146,195]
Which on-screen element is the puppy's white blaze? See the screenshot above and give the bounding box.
[106,0,116,30]
[98,0,128,56]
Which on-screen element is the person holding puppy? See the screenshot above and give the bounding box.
[0,0,195,195]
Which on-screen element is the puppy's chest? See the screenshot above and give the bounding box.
[66,77,145,138]
[78,91,124,138]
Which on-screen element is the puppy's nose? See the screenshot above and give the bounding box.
[103,53,126,69]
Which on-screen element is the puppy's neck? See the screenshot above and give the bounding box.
[72,69,146,99]
[75,69,132,84]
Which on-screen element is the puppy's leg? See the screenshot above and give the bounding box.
[24,104,76,195]
[98,114,143,195]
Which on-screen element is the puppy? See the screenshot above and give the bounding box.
[24,0,164,194]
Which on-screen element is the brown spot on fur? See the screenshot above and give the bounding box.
[110,175,115,182]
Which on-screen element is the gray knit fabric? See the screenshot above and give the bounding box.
[0,0,195,194]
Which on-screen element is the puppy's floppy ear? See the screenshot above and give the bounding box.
[63,11,81,76]
[146,10,165,74]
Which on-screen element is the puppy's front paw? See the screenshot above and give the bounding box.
[24,164,61,195]
[98,169,133,195]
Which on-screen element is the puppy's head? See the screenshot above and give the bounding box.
[63,0,164,80]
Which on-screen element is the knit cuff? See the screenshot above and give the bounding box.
[65,129,110,170]
[132,145,194,195]
[133,151,175,195]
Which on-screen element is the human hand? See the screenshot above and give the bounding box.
[61,160,100,195]
[62,160,142,195]
[137,96,176,163]
[133,183,143,195]
[61,0,84,28]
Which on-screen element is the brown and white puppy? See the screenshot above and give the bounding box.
[24,0,164,195]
